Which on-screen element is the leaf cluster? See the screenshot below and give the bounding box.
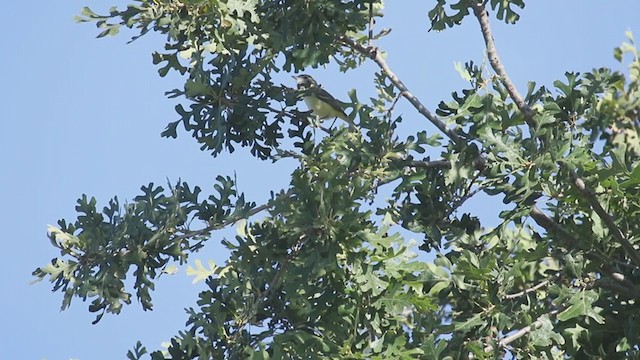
[35,1,640,359]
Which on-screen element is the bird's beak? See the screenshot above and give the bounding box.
[291,75,297,79]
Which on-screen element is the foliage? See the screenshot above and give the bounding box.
[35,0,640,358]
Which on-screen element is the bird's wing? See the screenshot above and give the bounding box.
[314,87,349,120]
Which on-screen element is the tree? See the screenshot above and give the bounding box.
[33,0,640,358]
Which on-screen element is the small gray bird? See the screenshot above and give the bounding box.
[292,74,356,129]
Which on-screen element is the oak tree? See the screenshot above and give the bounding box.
[35,1,640,358]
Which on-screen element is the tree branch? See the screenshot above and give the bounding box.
[504,280,549,300]
[529,205,579,248]
[443,182,483,220]
[407,159,451,169]
[569,172,640,266]
[384,92,403,122]
[469,2,536,128]
[595,278,640,299]
[247,235,309,347]
[265,104,299,120]
[468,3,640,266]
[498,309,560,348]
[530,205,640,298]
[345,7,640,275]
[337,36,463,145]
[172,190,292,243]
[368,0,374,47]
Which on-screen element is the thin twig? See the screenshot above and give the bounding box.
[529,205,579,248]
[384,92,403,122]
[337,36,463,145]
[248,235,308,347]
[530,205,640,298]
[407,159,451,169]
[382,92,404,149]
[271,149,305,162]
[172,190,292,243]
[601,264,634,288]
[336,37,488,172]
[595,278,640,299]
[498,309,560,348]
[443,183,483,220]
[469,2,536,128]
[368,0,374,47]
[610,259,640,271]
[265,104,298,120]
[504,280,549,300]
[568,171,640,266]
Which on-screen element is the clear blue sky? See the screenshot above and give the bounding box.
[1,1,639,359]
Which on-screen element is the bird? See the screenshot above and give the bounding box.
[292,74,357,130]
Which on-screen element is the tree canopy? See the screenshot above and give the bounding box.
[34,1,640,359]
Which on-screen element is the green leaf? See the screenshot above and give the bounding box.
[127,341,148,360]
[186,259,217,283]
[557,290,604,323]
[453,312,484,332]
[427,281,449,296]
[422,335,446,359]
[529,316,564,347]
[454,61,472,82]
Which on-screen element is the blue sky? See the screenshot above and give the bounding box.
[1,1,639,359]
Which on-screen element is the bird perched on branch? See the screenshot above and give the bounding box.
[292,74,357,130]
